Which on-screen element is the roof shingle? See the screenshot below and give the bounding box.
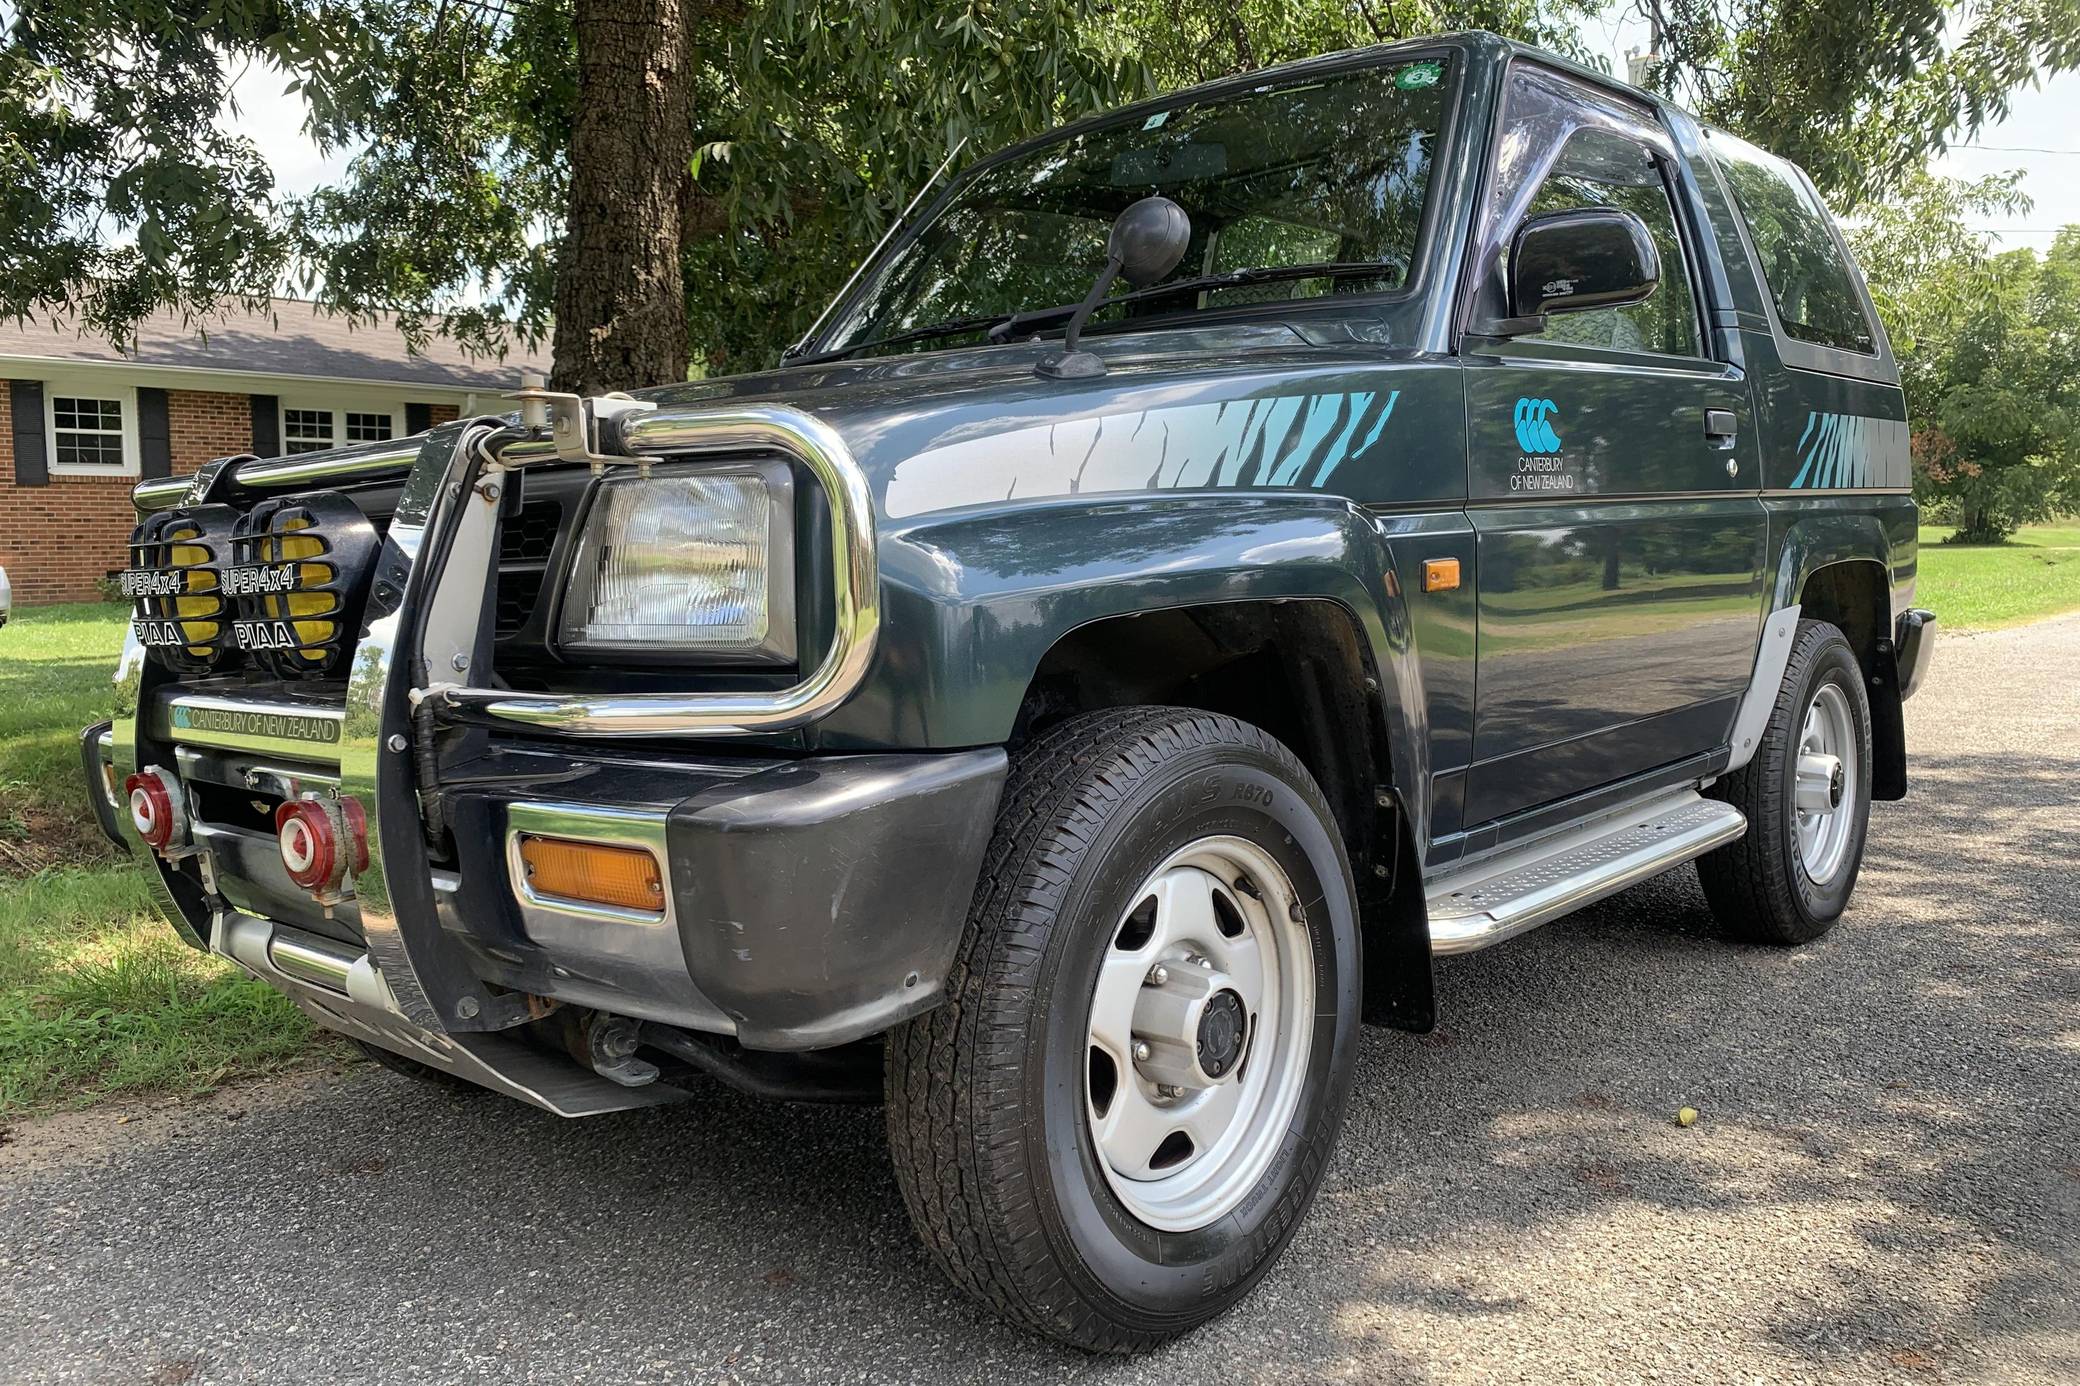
[0,298,548,390]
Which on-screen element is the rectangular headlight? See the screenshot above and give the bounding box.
[558,463,795,661]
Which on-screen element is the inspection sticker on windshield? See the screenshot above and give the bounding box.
[1396,62,1442,90]
[1141,110,1171,131]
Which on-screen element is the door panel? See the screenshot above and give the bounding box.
[1464,354,1765,825]
[1458,66,1768,830]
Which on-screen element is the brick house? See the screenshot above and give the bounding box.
[1,300,545,604]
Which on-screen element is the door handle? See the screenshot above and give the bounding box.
[1704,408,1738,446]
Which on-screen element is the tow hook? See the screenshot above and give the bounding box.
[582,1014,658,1088]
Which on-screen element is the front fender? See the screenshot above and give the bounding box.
[813,492,1433,843]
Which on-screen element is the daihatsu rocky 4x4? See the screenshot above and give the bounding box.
[85,32,1934,1352]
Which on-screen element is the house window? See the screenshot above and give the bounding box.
[278,403,403,455]
[43,382,139,477]
[345,411,394,443]
[283,408,336,454]
[52,396,127,468]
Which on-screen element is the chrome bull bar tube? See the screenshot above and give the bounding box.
[338,418,532,1032]
[433,403,881,737]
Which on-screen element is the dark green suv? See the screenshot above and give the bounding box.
[89,31,1934,1351]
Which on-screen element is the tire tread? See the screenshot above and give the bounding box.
[884,707,1330,1351]
[1699,619,1869,944]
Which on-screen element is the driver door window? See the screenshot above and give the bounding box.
[1519,128,1700,358]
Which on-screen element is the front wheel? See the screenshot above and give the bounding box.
[885,708,1360,1352]
[1699,619,1874,944]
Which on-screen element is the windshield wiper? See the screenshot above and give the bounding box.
[792,311,1014,366]
[985,261,1403,343]
[796,260,1401,366]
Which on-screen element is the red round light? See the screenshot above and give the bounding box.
[340,796,370,877]
[123,769,181,852]
[274,800,338,891]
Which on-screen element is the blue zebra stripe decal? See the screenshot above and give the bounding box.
[884,389,1401,518]
[1788,411,1911,489]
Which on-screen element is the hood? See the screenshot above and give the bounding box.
[631,318,1424,527]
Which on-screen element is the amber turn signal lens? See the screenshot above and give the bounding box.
[517,836,666,913]
[1421,557,1461,592]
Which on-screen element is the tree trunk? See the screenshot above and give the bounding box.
[550,0,696,394]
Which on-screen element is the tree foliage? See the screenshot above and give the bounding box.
[7,0,2080,384]
[1851,175,2080,542]
[0,2,379,346]
[1639,0,2080,208]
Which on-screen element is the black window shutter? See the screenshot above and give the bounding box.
[406,401,433,436]
[250,393,280,457]
[10,380,48,486]
[138,387,172,478]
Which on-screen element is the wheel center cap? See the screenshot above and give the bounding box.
[1196,989,1248,1079]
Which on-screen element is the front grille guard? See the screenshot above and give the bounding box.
[116,399,883,1032]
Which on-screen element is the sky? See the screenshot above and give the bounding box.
[223,18,2080,255]
[1581,10,2080,253]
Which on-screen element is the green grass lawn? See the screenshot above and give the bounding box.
[1916,522,2080,630]
[0,602,131,872]
[0,604,320,1119]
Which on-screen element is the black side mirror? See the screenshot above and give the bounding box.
[1508,207,1660,323]
[1039,195,1192,379]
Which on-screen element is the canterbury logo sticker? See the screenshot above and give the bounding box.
[1513,397,1561,454]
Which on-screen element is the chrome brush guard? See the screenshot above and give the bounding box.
[106,396,882,1097]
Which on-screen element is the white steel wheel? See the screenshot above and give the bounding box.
[1698,618,1873,946]
[1084,834,1315,1233]
[885,707,1361,1352]
[1794,682,1859,887]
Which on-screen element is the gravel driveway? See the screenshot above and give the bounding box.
[4,615,2076,1385]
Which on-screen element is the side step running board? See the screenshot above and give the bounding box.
[1427,790,1746,956]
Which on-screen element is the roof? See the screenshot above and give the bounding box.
[0,298,549,392]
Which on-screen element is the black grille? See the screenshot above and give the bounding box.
[125,505,239,674]
[500,500,561,563]
[495,499,560,637]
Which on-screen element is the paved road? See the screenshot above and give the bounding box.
[5,616,2077,1385]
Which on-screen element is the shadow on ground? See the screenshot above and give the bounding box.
[5,635,2077,1385]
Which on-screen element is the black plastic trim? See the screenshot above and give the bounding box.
[666,748,1008,1050]
[1895,608,1936,702]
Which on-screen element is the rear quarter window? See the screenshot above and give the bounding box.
[1706,130,1876,355]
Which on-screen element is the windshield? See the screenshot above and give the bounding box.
[819,55,1453,357]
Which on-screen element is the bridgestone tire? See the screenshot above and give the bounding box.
[884,707,1361,1352]
[1699,619,1873,944]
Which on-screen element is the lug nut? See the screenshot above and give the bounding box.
[1146,965,1169,986]
[1158,1084,1184,1099]
[1132,1041,1151,1061]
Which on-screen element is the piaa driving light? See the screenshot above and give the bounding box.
[558,466,795,660]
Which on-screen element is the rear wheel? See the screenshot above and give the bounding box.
[1700,619,1873,944]
[885,708,1360,1352]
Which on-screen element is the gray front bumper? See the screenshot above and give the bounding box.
[438,744,1007,1051]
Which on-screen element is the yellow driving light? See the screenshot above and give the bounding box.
[125,504,238,673]
[516,835,666,914]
